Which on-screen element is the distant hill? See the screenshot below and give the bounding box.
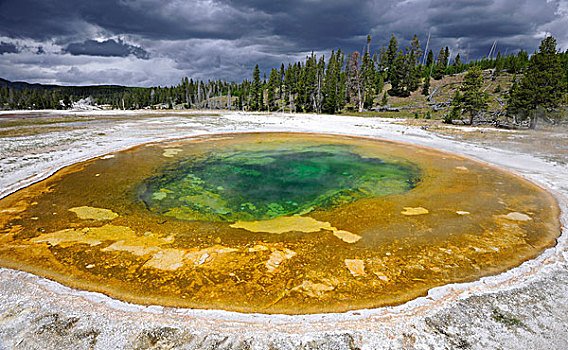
[0,78,145,110]
[0,77,61,91]
[0,77,129,91]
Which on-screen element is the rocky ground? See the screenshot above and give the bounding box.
[0,110,567,350]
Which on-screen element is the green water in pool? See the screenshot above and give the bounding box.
[140,146,420,222]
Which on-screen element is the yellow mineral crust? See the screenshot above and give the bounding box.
[30,224,173,248]
[30,223,246,271]
[183,245,239,266]
[230,216,332,233]
[265,248,297,273]
[401,207,429,216]
[248,244,269,252]
[292,280,335,298]
[162,148,182,157]
[329,229,362,243]
[143,249,187,271]
[101,240,160,256]
[344,259,366,277]
[31,225,140,247]
[104,243,239,271]
[230,215,362,243]
[499,212,532,221]
[69,206,119,221]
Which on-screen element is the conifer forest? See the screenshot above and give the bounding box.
[1,34,567,128]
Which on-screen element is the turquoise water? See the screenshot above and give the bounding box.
[140,145,420,222]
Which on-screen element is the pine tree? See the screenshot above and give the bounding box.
[422,72,431,96]
[432,48,446,80]
[303,53,318,112]
[267,68,279,111]
[0,86,5,107]
[453,53,462,73]
[563,50,568,95]
[389,50,407,96]
[562,50,568,94]
[380,92,388,106]
[323,50,342,114]
[494,52,503,77]
[389,39,421,98]
[250,64,262,111]
[517,50,530,71]
[506,52,526,74]
[385,34,399,81]
[375,71,384,96]
[378,45,387,72]
[407,34,422,92]
[455,65,488,124]
[443,47,450,67]
[410,34,422,58]
[425,49,434,68]
[296,62,307,111]
[446,90,462,123]
[507,36,565,128]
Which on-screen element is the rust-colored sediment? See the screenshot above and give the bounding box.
[0,132,561,314]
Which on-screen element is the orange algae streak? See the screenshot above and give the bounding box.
[0,132,561,315]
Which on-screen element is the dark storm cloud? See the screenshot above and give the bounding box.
[0,0,566,86]
[0,41,18,54]
[0,0,269,42]
[423,0,561,57]
[217,0,380,50]
[0,0,83,40]
[64,39,149,59]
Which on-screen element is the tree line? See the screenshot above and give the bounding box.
[450,36,567,128]
[243,34,538,114]
[1,34,566,126]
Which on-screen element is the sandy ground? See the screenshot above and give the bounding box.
[0,110,567,349]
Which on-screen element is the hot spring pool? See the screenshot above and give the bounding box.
[0,133,560,314]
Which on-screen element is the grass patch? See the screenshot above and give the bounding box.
[491,308,523,327]
[0,126,85,138]
[0,115,101,128]
[339,111,413,119]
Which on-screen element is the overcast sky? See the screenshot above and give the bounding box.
[0,0,566,87]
